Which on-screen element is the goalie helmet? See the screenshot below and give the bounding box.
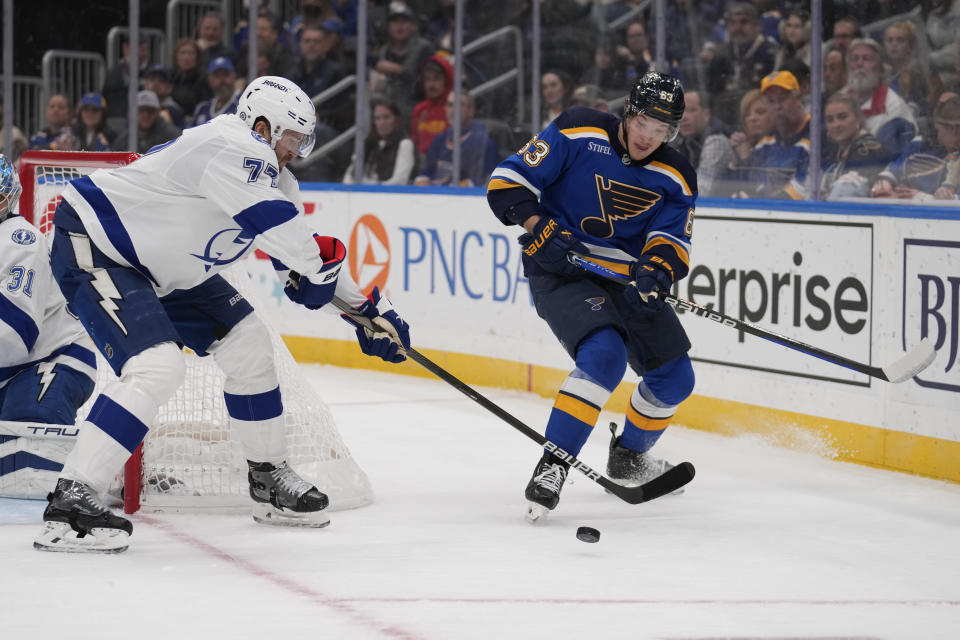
[0,154,22,221]
[237,76,317,157]
[624,71,685,142]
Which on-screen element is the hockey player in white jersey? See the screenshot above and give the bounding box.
[34,76,411,553]
[0,154,97,427]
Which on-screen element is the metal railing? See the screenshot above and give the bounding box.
[40,50,106,109]
[106,27,168,69]
[461,25,525,125]
[0,74,42,138]
[290,75,357,170]
[166,0,220,59]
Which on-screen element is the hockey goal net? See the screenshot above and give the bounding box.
[17,150,373,514]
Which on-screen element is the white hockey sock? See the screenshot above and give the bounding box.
[59,343,184,493]
[210,314,287,464]
[226,387,287,464]
[60,381,159,493]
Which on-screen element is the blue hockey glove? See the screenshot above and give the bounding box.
[628,255,674,311]
[342,287,411,363]
[521,217,588,277]
[273,235,346,310]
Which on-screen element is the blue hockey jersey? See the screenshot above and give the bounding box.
[486,107,697,282]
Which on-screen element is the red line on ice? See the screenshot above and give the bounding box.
[139,515,424,640]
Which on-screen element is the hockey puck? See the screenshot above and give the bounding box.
[576,526,600,543]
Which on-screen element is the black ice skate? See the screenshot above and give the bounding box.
[247,460,330,527]
[34,478,133,553]
[524,451,569,523]
[606,423,681,492]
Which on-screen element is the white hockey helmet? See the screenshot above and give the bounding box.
[0,154,22,220]
[237,76,317,157]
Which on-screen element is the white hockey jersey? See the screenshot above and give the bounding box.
[0,215,97,387]
[60,114,366,306]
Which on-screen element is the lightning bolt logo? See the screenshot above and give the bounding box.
[90,269,128,335]
[36,362,57,402]
[69,234,128,336]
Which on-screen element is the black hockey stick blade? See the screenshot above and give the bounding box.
[332,295,696,505]
[567,253,937,384]
[600,461,696,504]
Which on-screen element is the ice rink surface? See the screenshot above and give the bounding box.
[2,363,958,639]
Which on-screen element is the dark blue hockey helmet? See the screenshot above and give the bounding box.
[624,71,685,142]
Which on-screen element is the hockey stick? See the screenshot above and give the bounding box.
[567,253,936,383]
[332,296,695,505]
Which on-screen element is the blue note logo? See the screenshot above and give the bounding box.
[192,227,255,272]
[585,296,606,311]
[11,228,36,245]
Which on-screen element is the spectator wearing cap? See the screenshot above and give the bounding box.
[70,93,116,152]
[29,94,75,151]
[370,1,435,114]
[844,37,918,160]
[143,64,186,129]
[171,38,208,117]
[730,71,812,199]
[703,2,778,128]
[114,90,180,154]
[190,56,241,127]
[410,55,454,155]
[102,39,151,119]
[286,23,345,99]
[237,11,296,79]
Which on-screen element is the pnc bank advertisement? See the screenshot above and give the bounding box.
[243,187,959,442]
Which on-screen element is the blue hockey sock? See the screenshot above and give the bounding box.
[545,328,626,456]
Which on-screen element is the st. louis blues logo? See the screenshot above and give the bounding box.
[581,175,661,238]
[191,227,255,272]
[585,296,606,311]
[11,228,36,245]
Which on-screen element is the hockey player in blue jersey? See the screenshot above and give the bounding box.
[35,76,411,552]
[487,71,697,521]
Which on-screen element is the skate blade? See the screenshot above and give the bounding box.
[252,503,331,528]
[33,521,130,554]
[525,502,551,524]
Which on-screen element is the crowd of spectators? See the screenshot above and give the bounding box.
[11,0,960,201]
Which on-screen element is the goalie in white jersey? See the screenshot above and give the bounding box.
[0,155,97,428]
[35,76,412,553]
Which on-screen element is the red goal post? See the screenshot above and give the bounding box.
[15,150,374,514]
[18,150,140,234]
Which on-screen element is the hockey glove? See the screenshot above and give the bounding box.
[628,255,674,311]
[275,235,346,310]
[521,217,588,277]
[342,286,411,363]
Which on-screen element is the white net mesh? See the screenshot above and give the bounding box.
[20,152,373,512]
